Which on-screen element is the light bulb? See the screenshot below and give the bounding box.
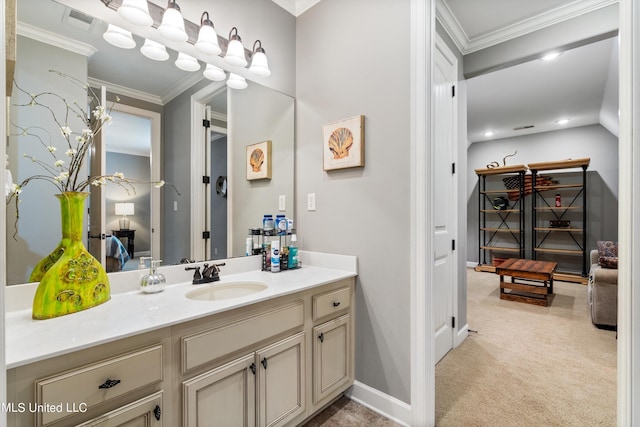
[175,52,200,72]
[158,1,188,42]
[204,64,226,81]
[224,28,247,67]
[118,0,153,27]
[226,73,248,90]
[141,39,169,61]
[195,12,221,56]
[103,24,136,49]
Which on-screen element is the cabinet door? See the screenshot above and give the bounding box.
[313,314,352,404]
[182,354,256,427]
[75,391,163,427]
[256,332,306,427]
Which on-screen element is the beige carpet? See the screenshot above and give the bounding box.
[435,268,617,426]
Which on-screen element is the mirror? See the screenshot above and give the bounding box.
[6,0,294,284]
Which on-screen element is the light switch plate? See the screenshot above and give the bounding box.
[279,195,286,211]
[307,193,316,211]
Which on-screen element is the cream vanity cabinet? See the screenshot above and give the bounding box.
[6,329,172,427]
[7,276,355,427]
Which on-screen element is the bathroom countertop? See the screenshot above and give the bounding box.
[5,252,357,369]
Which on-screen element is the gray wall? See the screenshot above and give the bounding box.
[296,0,411,403]
[6,36,87,284]
[467,124,619,267]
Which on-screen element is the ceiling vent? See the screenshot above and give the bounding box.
[62,7,96,32]
[513,125,535,131]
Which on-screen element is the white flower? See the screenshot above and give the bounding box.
[66,149,77,157]
[10,184,22,195]
[154,180,165,188]
[82,129,93,138]
[60,125,72,137]
[113,172,125,180]
[47,145,57,153]
[103,114,112,124]
[54,160,65,168]
[54,172,69,182]
[91,177,107,186]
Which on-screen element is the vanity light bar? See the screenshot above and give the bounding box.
[100,0,253,62]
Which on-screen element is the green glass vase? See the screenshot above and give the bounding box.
[31,192,110,320]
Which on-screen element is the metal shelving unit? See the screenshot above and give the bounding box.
[475,165,527,272]
[529,158,590,281]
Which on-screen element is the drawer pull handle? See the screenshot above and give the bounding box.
[319,332,324,343]
[98,378,121,389]
[154,405,162,421]
[261,357,268,370]
[332,301,341,307]
[250,363,256,375]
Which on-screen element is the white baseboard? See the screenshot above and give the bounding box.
[345,381,411,426]
[466,261,477,268]
[455,323,469,348]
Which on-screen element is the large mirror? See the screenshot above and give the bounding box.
[6,0,294,284]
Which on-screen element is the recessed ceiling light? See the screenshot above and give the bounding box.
[541,51,562,61]
[483,131,494,137]
[555,118,570,125]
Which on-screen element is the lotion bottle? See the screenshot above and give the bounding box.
[288,234,298,269]
[271,240,280,272]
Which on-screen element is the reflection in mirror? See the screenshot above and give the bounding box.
[7,0,295,284]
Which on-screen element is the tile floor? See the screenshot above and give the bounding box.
[302,396,401,426]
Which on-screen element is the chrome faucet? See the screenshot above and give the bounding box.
[185,262,225,285]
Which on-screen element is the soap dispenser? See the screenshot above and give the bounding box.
[140,260,166,294]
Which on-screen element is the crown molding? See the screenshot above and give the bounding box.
[88,76,162,105]
[437,0,618,55]
[17,21,97,57]
[271,0,322,17]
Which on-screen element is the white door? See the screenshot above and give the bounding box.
[433,34,458,363]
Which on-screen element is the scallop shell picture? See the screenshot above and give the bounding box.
[328,127,354,159]
[250,148,265,172]
[246,140,272,180]
[323,115,365,171]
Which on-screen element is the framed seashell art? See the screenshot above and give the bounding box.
[323,115,365,171]
[246,140,272,180]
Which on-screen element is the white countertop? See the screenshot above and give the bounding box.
[5,251,357,369]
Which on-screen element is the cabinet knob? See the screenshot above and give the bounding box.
[250,363,256,375]
[318,332,324,343]
[261,358,268,370]
[98,378,121,389]
[154,405,162,421]
[332,301,341,307]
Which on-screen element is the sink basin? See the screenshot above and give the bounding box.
[185,281,268,301]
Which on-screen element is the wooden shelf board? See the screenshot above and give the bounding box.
[481,246,522,253]
[527,158,590,171]
[534,227,583,232]
[553,272,588,284]
[475,264,497,273]
[534,184,583,191]
[481,228,521,232]
[480,209,520,213]
[534,248,583,255]
[475,165,528,176]
[481,189,520,194]
[534,206,582,211]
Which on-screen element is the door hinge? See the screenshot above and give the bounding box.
[202,119,211,128]
[452,239,456,251]
[202,176,211,184]
[452,162,456,174]
[452,85,455,97]
[202,231,210,239]
[452,317,456,328]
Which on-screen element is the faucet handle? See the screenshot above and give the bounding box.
[185,266,202,281]
[139,256,153,270]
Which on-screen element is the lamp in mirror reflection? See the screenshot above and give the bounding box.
[118,0,153,27]
[103,24,136,49]
[158,0,188,42]
[227,73,247,90]
[204,64,226,81]
[248,40,271,78]
[175,52,200,72]
[195,11,221,56]
[115,203,135,230]
[224,27,247,67]
[141,39,170,61]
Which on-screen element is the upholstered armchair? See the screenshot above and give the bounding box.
[587,242,618,327]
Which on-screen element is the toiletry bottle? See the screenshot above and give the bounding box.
[288,234,298,269]
[271,240,280,272]
[262,241,271,271]
[140,260,166,294]
[276,214,287,235]
[555,193,561,207]
[263,214,274,233]
[246,237,253,256]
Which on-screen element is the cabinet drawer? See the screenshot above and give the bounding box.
[313,287,351,321]
[35,344,163,426]
[182,301,304,373]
